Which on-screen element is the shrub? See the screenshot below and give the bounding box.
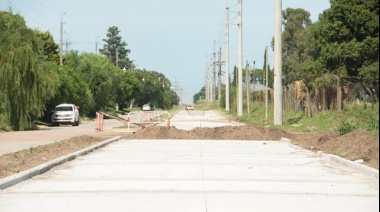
[338,121,358,135]
[366,116,379,131]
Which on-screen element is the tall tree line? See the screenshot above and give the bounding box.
[0,11,179,131]
[279,0,379,98]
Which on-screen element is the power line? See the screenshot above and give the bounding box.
[6,0,58,31]
[19,0,59,23]
[31,0,62,13]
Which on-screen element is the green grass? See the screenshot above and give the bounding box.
[197,101,379,136]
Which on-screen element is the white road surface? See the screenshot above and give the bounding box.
[0,110,378,212]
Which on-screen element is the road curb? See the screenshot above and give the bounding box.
[0,136,121,191]
[317,151,379,178]
[282,137,379,179]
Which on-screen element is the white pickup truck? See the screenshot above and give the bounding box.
[51,103,80,126]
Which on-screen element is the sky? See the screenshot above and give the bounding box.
[1,0,331,104]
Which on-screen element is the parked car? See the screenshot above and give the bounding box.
[51,103,80,126]
[142,103,154,111]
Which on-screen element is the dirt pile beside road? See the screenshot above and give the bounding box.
[127,125,295,141]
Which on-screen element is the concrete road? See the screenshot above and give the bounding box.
[161,110,244,130]
[0,110,378,211]
[0,140,378,211]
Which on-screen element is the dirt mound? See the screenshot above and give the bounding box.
[127,125,294,141]
[0,135,114,179]
[290,129,379,170]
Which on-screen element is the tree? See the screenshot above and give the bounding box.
[45,64,94,118]
[132,70,178,109]
[277,8,313,85]
[262,47,274,89]
[99,26,133,69]
[36,30,60,64]
[113,70,141,110]
[75,53,119,113]
[193,86,206,104]
[313,0,379,97]
[0,11,59,130]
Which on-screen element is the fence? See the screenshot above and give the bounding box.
[252,81,377,115]
[127,111,171,133]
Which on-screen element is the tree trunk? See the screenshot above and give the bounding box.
[337,85,342,112]
[306,89,312,118]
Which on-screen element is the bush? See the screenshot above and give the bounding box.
[338,121,358,135]
[366,116,379,131]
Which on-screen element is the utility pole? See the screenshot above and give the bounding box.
[253,60,256,101]
[213,40,217,104]
[59,13,65,66]
[209,59,214,103]
[95,36,99,55]
[274,0,283,125]
[246,61,250,115]
[265,46,269,122]
[237,0,243,116]
[64,32,71,55]
[225,7,230,112]
[205,54,209,103]
[217,47,222,105]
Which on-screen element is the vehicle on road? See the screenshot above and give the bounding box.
[186,105,194,110]
[51,103,80,126]
[142,103,154,111]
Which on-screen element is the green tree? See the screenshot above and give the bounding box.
[193,86,206,104]
[275,8,313,85]
[76,53,118,113]
[0,11,59,130]
[46,65,94,118]
[132,70,177,109]
[99,26,133,69]
[262,47,274,89]
[114,70,141,110]
[313,0,379,97]
[36,30,60,64]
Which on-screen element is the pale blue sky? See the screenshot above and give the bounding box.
[1,0,331,102]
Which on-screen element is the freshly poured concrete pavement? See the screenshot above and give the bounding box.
[0,110,378,211]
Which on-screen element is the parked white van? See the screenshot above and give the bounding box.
[51,103,80,126]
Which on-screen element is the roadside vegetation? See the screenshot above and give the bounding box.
[0,11,179,131]
[193,0,378,137]
[195,101,379,137]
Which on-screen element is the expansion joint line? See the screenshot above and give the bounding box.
[200,143,208,212]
